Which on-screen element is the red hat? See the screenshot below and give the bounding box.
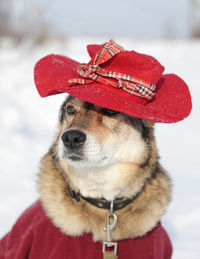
[34,39,192,123]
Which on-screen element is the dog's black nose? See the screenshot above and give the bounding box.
[61,130,86,149]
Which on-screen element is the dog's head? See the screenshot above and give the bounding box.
[57,95,151,169]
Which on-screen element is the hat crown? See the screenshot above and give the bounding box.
[87,43,164,86]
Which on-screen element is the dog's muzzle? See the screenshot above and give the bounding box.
[61,130,86,150]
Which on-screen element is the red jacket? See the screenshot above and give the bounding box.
[0,201,172,259]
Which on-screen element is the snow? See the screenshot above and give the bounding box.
[0,37,200,259]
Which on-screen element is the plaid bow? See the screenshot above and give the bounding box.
[68,39,156,101]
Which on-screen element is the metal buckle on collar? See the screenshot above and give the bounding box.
[103,201,118,257]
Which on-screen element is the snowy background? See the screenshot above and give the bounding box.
[0,37,199,259]
[0,0,200,258]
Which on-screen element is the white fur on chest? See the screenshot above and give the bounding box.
[67,163,140,201]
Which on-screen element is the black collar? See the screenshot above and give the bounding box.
[67,186,139,211]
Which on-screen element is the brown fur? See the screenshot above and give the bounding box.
[38,96,171,241]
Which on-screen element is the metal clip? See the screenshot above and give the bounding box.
[106,201,117,242]
[103,201,118,255]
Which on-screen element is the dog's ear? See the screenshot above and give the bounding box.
[146,121,155,128]
[141,120,156,145]
[141,120,149,143]
[59,98,68,123]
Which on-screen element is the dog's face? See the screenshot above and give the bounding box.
[58,96,150,168]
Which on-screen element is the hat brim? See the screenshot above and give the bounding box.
[34,54,192,123]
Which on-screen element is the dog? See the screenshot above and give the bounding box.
[0,95,173,259]
[38,94,171,242]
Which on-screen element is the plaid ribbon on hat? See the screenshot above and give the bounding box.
[68,39,156,101]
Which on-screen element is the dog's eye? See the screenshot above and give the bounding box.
[102,108,119,116]
[67,105,75,115]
